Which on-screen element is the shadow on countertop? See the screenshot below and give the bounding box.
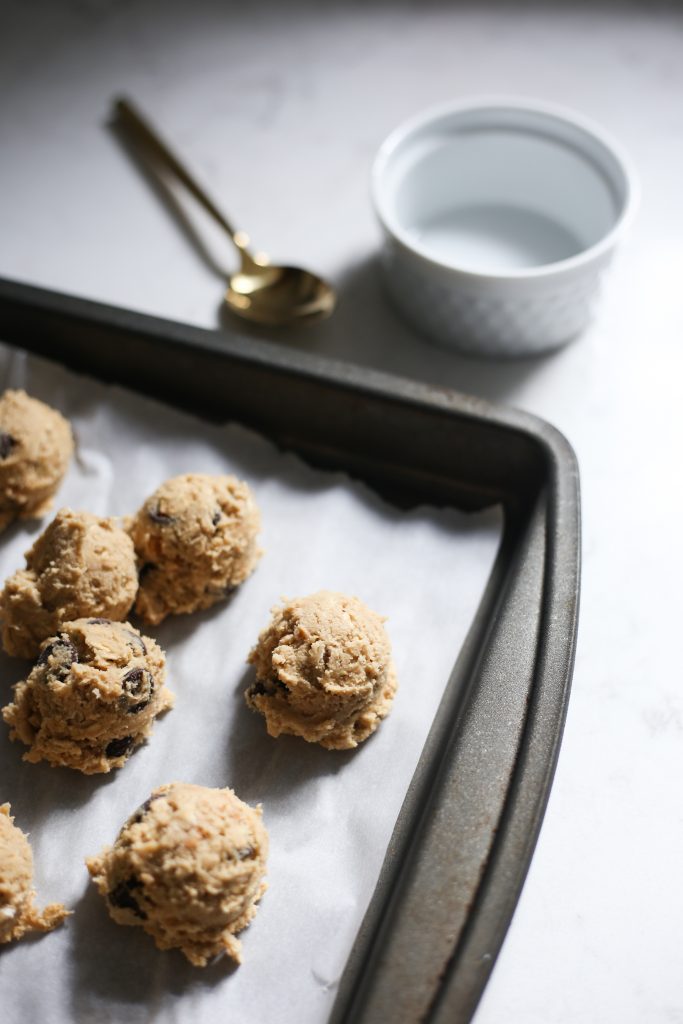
[217,254,563,406]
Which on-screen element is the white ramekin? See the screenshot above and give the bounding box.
[372,98,638,357]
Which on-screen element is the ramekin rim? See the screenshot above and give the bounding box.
[370,95,639,283]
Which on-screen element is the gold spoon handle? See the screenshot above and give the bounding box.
[114,96,245,250]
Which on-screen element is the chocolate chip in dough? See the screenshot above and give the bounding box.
[0,433,17,460]
[121,667,154,713]
[129,794,162,824]
[105,735,134,759]
[107,875,146,919]
[125,630,147,656]
[37,635,79,678]
[148,505,176,526]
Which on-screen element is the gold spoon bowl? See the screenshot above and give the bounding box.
[114,97,336,327]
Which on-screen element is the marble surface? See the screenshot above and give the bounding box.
[1,1,682,1020]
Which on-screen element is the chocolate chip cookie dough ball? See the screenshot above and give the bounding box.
[87,782,268,966]
[130,474,261,626]
[0,389,73,534]
[0,803,69,943]
[246,590,398,750]
[2,619,172,774]
[0,509,138,659]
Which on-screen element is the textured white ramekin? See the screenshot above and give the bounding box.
[372,98,638,357]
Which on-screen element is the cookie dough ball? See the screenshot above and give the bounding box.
[246,590,398,750]
[0,508,138,658]
[87,782,268,966]
[0,803,69,943]
[2,619,173,774]
[130,474,261,625]
[0,389,73,534]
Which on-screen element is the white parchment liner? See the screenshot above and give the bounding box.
[0,343,501,1024]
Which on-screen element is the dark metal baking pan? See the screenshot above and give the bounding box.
[0,277,580,1024]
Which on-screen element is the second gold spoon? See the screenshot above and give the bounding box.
[114,97,336,327]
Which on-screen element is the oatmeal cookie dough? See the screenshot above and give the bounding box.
[0,508,138,658]
[130,473,261,625]
[2,618,172,773]
[0,803,69,943]
[246,590,398,749]
[87,782,268,966]
[0,389,73,534]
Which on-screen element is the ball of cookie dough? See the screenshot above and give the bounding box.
[0,508,138,658]
[86,782,268,966]
[0,389,73,534]
[2,618,173,774]
[245,590,398,750]
[0,803,69,943]
[130,473,261,625]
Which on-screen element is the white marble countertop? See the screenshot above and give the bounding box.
[2,2,682,1021]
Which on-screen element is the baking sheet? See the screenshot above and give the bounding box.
[0,341,501,1024]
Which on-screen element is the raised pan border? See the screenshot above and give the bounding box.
[0,278,580,1023]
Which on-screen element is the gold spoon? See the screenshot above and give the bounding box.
[113,97,336,326]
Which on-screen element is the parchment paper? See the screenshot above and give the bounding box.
[0,342,501,1024]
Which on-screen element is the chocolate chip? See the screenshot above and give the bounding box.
[148,505,176,525]
[107,876,146,919]
[121,667,154,714]
[0,433,17,460]
[204,581,238,599]
[130,793,161,824]
[105,735,134,759]
[126,630,147,656]
[37,636,78,678]
[87,617,111,625]
[237,846,255,860]
[122,667,145,697]
[248,675,287,699]
[212,509,221,527]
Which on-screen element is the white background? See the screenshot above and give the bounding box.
[1,2,682,1021]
